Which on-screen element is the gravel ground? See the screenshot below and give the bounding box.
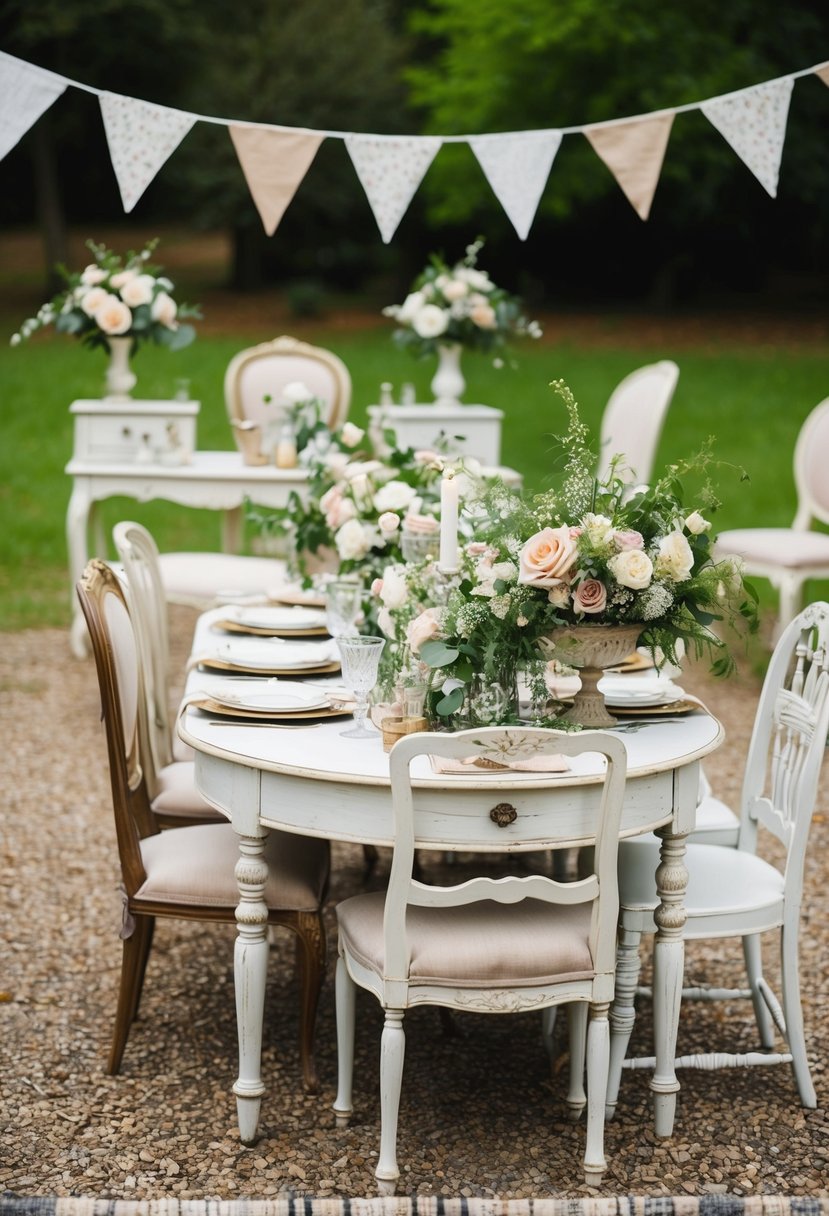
[1,610,827,1200]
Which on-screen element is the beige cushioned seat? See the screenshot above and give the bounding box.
[139,824,329,911]
[157,552,288,605]
[337,891,593,988]
[150,760,215,819]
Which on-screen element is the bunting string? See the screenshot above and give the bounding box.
[1,50,826,242]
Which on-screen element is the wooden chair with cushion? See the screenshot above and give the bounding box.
[715,397,829,642]
[77,558,330,1090]
[332,726,628,1192]
[597,360,679,486]
[605,600,829,1120]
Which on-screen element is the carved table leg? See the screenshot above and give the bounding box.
[651,825,689,1137]
[233,832,270,1144]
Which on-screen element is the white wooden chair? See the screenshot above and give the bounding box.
[715,397,829,642]
[112,520,222,829]
[157,336,350,609]
[605,600,829,1120]
[332,726,628,1192]
[597,360,679,486]
[77,558,330,1089]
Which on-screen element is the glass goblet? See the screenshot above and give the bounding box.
[336,635,386,739]
[325,579,363,639]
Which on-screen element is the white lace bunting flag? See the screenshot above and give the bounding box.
[230,126,324,236]
[0,51,66,161]
[100,92,196,212]
[584,112,674,220]
[468,130,562,239]
[701,77,794,198]
[345,134,442,243]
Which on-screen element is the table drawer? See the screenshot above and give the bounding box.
[70,399,199,463]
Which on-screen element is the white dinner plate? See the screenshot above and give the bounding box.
[599,675,684,708]
[206,638,338,671]
[195,678,330,713]
[233,605,327,631]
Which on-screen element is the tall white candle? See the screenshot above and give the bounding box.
[439,471,459,572]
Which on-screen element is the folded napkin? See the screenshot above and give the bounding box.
[429,753,570,775]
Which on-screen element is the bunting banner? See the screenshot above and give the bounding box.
[468,130,563,240]
[345,134,442,243]
[0,50,66,161]
[229,125,324,236]
[584,112,675,221]
[701,78,794,198]
[99,92,197,212]
[0,51,827,239]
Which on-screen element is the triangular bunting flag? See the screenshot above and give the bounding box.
[815,64,829,87]
[345,134,442,243]
[0,51,66,161]
[100,92,196,212]
[230,125,324,236]
[468,130,562,240]
[701,78,793,198]
[584,112,674,221]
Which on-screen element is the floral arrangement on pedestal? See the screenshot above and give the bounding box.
[11,237,201,352]
[382,239,542,406]
[373,381,758,728]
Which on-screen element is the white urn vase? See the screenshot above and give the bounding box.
[430,342,465,407]
[105,336,137,401]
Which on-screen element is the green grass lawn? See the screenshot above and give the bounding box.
[2,316,828,633]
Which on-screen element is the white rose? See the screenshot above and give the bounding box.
[582,513,615,546]
[442,278,468,302]
[110,269,138,289]
[282,380,313,404]
[81,265,107,286]
[412,304,450,339]
[79,286,110,317]
[335,518,372,561]
[119,274,155,307]
[340,421,365,448]
[379,566,408,609]
[94,296,132,335]
[373,479,417,513]
[151,291,178,328]
[378,511,400,535]
[396,290,427,323]
[685,511,711,535]
[608,549,654,590]
[655,531,695,582]
[457,267,493,292]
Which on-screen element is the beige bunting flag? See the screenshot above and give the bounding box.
[469,130,562,240]
[584,112,674,220]
[230,126,324,236]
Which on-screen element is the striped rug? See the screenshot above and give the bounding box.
[2,1197,828,1216]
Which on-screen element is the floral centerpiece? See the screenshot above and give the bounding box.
[382,238,542,406]
[11,238,201,399]
[373,381,758,728]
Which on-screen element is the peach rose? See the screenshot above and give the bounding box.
[572,578,607,615]
[406,607,443,655]
[94,296,132,335]
[151,291,178,329]
[518,526,578,588]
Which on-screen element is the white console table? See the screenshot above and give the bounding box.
[367,402,504,466]
[65,448,308,657]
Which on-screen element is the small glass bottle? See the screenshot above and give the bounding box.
[274,421,298,468]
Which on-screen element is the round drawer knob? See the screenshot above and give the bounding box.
[490,802,517,828]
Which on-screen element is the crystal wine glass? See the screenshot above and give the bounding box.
[324,579,363,639]
[337,635,386,739]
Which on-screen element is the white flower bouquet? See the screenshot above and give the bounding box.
[11,238,201,352]
[382,238,541,358]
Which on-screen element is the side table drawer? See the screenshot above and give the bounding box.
[70,399,199,463]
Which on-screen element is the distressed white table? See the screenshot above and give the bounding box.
[178,642,723,1145]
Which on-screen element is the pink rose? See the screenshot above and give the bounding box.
[572,578,607,615]
[614,529,644,551]
[403,511,440,535]
[518,526,578,588]
[406,607,443,655]
[370,577,384,597]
